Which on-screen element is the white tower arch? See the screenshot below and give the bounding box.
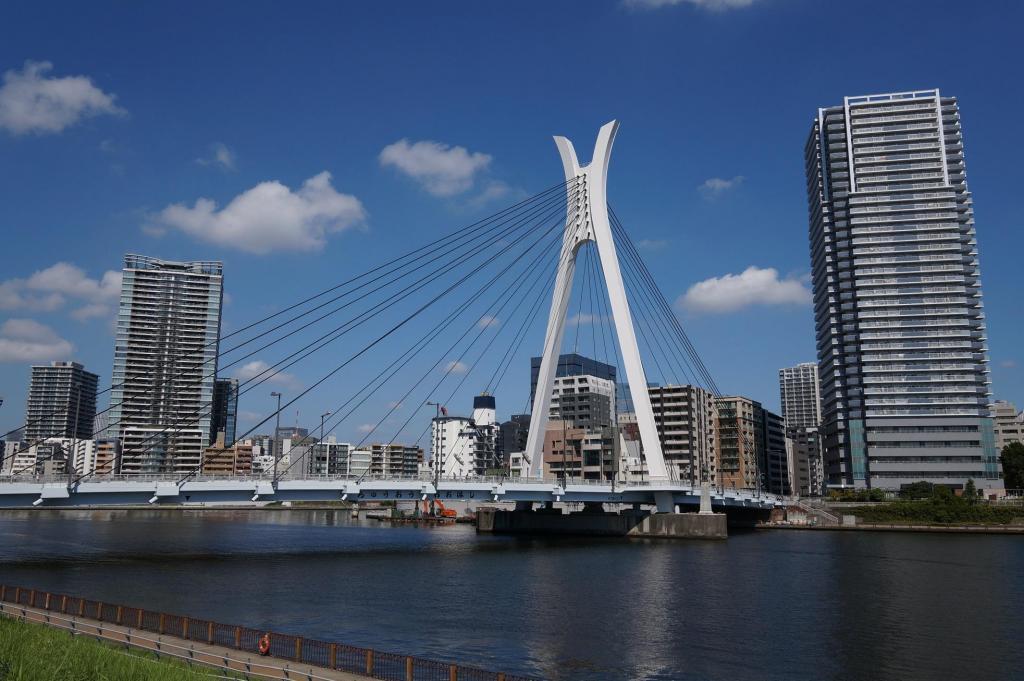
[524,120,668,481]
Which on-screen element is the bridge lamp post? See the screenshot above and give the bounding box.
[270,391,282,483]
[319,411,331,476]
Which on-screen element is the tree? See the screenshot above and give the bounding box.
[1001,442,1024,491]
[963,478,977,504]
[900,481,934,499]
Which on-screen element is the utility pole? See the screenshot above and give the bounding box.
[271,391,282,483]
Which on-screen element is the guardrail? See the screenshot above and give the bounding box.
[0,584,534,681]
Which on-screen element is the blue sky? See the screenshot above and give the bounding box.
[1,0,1021,443]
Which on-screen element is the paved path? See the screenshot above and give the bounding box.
[0,601,368,680]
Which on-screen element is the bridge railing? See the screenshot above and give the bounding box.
[0,583,534,681]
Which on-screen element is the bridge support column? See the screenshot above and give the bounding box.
[699,481,713,515]
[654,492,675,514]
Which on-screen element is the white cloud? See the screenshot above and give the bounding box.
[149,171,366,254]
[444,360,469,375]
[625,0,758,10]
[678,266,811,314]
[356,423,376,434]
[0,318,73,362]
[380,139,492,197]
[636,238,669,251]
[196,142,236,171]
[1000,359,1018,369]
[0,60,125,135]
[568,313,602,325]
[235,360,301,389]
[0,262,122,321]
[698,175,745,199]
[477,315,500,329]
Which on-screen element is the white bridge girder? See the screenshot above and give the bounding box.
[0,476,782,509]
[523,120,669,481]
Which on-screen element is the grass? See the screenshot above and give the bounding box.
[0,615,239,680]
[851,492,1024,526]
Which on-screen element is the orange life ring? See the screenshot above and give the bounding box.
[258,633,271,656]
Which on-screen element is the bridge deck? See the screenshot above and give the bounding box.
[0,474,782,509]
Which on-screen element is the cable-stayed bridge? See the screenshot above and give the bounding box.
[0,121,783,519]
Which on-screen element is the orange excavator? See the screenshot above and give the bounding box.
[421,499,457,518]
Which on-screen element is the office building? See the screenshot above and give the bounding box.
[993,400,1023,450]
[211,378,239,445]
[648,384,717,484]
[805,89,997,490]
[107,255,224,474]
[24,361,98,444]
[779,362,822,430]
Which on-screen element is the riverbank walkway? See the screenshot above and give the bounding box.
[0,584,532,681]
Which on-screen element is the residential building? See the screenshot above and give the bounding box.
[530,353,616,403]
[788,426,825,496]
[715,396,764,490]
[24,361,98,444]
[201,432,253,476]
[430,394,499,477]
[805,90,998,490]
[993,400,1023,450]
[543,421,618,480]
[431,415,474,477]
[497,413,530,468]
[94,440,120,476]
[779,362,822,430]
[310,438,354,476]
[550,374,616,428]
[647,384,716,484]
[211,378,239,445]
[1,440,23,475]
[107,255,224,474]
[763,410,791,495]
[368,443,422,477]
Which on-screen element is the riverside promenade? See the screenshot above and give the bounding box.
[0,584,531,681]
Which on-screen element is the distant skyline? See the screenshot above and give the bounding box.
[2,0,1022,441]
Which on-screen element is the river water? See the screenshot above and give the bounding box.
[0,509,1021,681]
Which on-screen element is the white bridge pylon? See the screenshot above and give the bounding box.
[524,120,668,481]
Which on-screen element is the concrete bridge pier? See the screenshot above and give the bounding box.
[476,505,726,539]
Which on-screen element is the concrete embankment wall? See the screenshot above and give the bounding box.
[477,508,727,539]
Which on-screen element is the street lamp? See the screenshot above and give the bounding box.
[270,391,282,482]
[319,411,331,476]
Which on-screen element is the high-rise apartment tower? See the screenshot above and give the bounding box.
[107,254,224,474]
[778,362,822,430]
[804,89,997,490]
[24,361,98,444]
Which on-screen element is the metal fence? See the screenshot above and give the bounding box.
[0,583,534,681]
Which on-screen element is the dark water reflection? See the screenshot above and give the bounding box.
[1,509,1021,680]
